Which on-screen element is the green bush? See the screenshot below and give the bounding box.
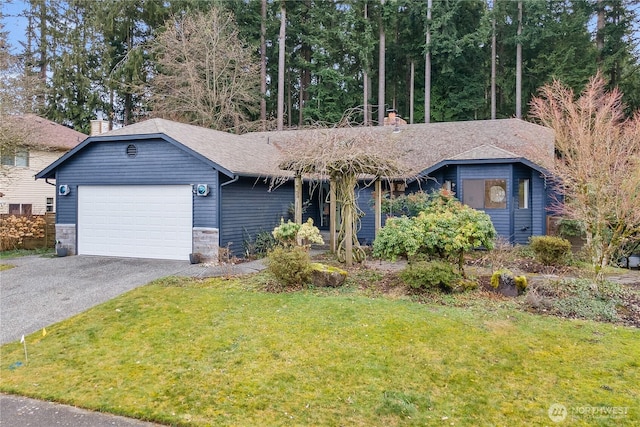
[243,230,276,258]
[529,235,572,266]
[374,190,496,275]
[266,246,312,286]
[372,216,422,261]
[272,218,323,247]
[400,261,461,292]
[450,278,479,293]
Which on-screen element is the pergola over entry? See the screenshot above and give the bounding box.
[281,126,405,266]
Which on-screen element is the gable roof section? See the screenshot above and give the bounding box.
[449,144,520,160]
[36,118,284,180]
[105,119,283,177]
[5,114,87,150]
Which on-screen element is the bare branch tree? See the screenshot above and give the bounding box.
[530,74,640,279]
[276,124,409,265]
[145,6,260,132]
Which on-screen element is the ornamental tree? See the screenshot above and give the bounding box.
[530,74,640,280]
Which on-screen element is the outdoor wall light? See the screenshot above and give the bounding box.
[195,184,209,196]
[58,184,71,196]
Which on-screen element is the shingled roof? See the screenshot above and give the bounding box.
[248,118,555,177]
[104,118,282,177]
[4,114,87,150]
[37,117,555,181]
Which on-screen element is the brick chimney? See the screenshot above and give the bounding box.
[90,119,110,136]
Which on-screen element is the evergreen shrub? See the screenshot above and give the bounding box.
[529,235,572,265]
[400,260,462,292]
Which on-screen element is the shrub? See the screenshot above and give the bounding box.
[374,190,496,275]
[272,218,323,248]
[297,218,324,246]
[529,235,572,266]
[0,215,46,251]
[400,260,461,292]
[372,216,422,261]
[243,229,276,258]
[266,246,312,287]
[272,219,300,246]
[451,278,479,293]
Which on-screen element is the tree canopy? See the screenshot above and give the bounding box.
[1,0,638,131]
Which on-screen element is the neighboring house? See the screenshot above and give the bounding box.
[1,115,87,215]
[36,117,555,261]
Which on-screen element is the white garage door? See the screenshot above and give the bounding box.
[78,185,193,260]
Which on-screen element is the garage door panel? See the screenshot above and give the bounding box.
[78,185,192,260]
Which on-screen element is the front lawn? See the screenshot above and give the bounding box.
[1,276,638,426]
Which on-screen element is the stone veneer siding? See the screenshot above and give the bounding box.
[55,224,76,255]
[192,227,219,263]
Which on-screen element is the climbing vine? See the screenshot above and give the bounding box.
[276,126,408,265]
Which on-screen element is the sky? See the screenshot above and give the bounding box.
[1,0,28,53]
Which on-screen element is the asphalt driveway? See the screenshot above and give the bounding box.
[0,254,265,345]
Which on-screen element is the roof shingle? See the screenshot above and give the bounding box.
[5,114,87,150]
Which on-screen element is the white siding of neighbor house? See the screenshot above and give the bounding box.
[0,149,66,214]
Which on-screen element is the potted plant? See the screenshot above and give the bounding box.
[55,240,68,257]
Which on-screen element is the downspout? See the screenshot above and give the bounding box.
[45,178,56,186]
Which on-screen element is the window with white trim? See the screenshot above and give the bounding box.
[1,147,29,167]
[518,179,529,209]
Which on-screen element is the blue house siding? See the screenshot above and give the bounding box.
[356,184,377,245]
[220,177,293,256]
[513,165,533,244]
[54,139,219,228]
[458,164,512,239]
[532,173,547,236]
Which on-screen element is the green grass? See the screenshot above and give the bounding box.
[1,277,638,426]
[0,247,54,259]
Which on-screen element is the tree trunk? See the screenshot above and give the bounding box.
[491,16,496,119]
[364,71,370,125]
[345,198,353,266]
[409,61,414,124]
[596,0,605,64]
[277,1,286,131]
[363,3,370,126]
[329,179,336,253]
[374,179,382,236]
[377,0,386,126]
[424,0,432,124]
[260,0,267,128]
[515,1,522,119]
